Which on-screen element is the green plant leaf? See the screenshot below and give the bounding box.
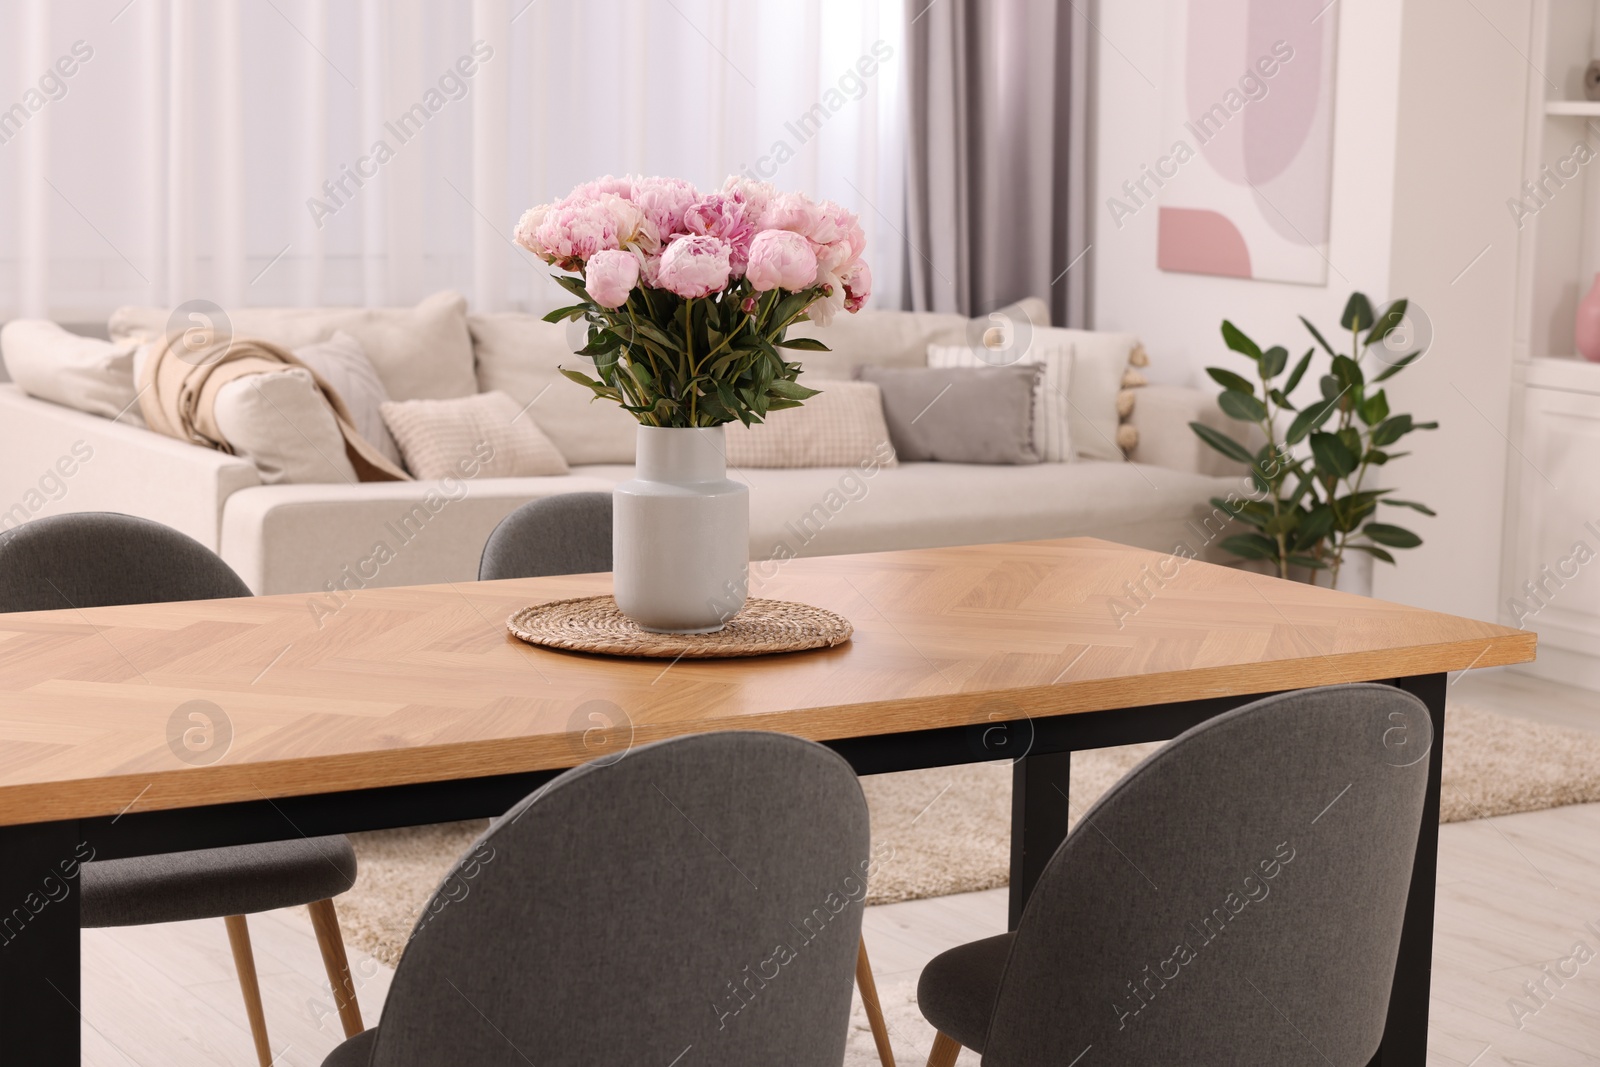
[1364,522,1423,548]
[1383,499,1437,516]
[1221,320,1264,363]
[767,379,821,400]
[1340,292,1375,332]
[1348,544,1397,564]
[1310,431,1358,478]
[1190,422,1257,464]
[542,303,591,323]
[1207,367,1256,394]
[1211,497,1271,528]
[1359,389,1390,426]
[1300,316,1337,358]
[1293,505,1336,549]
[1283,348,1315,394]
[1285,397,1340,444]
[1365,298,1407,345]
[776,336,830,351]
[1370,414,1415,447]
[1331,354,1365,391]
[1219,533,1280,561]
[1261,345,1289,378]
[1217,390,1269,422]
[1372,351,1422,382]
[1287,554,1328,570]
[1268,388,1297,412]
[552,274,593,302]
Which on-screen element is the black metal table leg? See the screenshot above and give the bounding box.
[1374,672,1447,1065]
[1009,749,1073,930]
[0,819,82,1066]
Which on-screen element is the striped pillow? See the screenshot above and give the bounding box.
[926,342,1073,462]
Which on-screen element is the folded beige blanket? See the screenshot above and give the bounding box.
[137,332,409,482]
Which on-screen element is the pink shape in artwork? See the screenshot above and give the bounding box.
[1158,207,1253,278]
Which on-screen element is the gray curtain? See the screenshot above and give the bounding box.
[904,0,1091,327]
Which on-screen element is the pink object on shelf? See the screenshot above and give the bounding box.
[1578,273,1600,362]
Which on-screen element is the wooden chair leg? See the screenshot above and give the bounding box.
[308,898,365,1038]
[926,1031,963,1067]
[223,915,273,1067]
[856,936,896,1067]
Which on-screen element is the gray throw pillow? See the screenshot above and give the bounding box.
[856,364,1042,464]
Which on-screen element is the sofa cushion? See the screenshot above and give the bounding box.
[468,312,639,465]
[293,331,404,468]
[380,391,570,480]
[723,380,896,469]
[927,340,1073,461]
[1039,326,1141,462]
[214,368,360,485]
[109,290,477,403]
[858,365,1042,464]
[1,320,144,424]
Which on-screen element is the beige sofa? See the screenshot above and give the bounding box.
[0,296,1242,596]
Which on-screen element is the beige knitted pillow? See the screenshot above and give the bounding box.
[380,391,570,479]
[723,380,897,468]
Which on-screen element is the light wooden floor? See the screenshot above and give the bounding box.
[79,667,1596,1066]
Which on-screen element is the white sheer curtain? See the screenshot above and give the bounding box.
[0,0,906,321]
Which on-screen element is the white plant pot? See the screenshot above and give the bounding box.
[613,425,749,633]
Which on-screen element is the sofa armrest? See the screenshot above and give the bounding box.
[0,384,259,548]
[220,475,622,596]
[1129,384,1266,479]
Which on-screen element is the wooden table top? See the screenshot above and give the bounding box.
[0,537,1532,824]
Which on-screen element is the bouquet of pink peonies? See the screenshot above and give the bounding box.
[514,175,871,427]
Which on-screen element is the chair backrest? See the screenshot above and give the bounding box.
[983,684,1433,1067]
[478,492,612,580]
[0,512,251,612]
[371,730,872,1066]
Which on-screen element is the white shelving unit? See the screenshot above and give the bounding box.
[1505,0,1600,690]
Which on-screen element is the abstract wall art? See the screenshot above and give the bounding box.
[1152,0,1340,284]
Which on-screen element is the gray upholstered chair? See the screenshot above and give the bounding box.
[0,512,364,1064]
[478,491,899,1065]
[321,730,871,1066]
[916,683,1434,1067]
[478,492,613,580]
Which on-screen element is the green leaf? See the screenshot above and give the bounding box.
[558,366,601,389]
[1287,554,1329,570]
[1372,351,1422,382]
[1383,499,1437,516]
[1348,544,1397,564]
[1283,348,1315,394]
[1340,292,1375,332]
[1217,390,1269,422]
[767,379,821,400]
[1331,354,1365,391]
[1293,505,1336,549]
[1364,522,1423,548]
[1370,414,1415,447]
[552,274,593,302]
[1310,431,1358,478]
[542,303,591,323]
[1359,389,1390,426]
[1219,533,1281,561]
[1365,298,1407,346]
[775,336,830,351]
[1189,422,1257,464]
[1285,397,1340,445]
[1261,345,1289,378]
[1207,367,1257,394]
[1301,316,1338,358]
[1268,388,1298,412]
[1221,320,1263,363]
[1212,497,1271,528]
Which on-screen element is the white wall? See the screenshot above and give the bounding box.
[1091,0,1405,388]
[1091,0,1528,624]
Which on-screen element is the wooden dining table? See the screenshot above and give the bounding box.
[0,536,1533,1064]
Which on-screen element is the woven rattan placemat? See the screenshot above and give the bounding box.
[506,595,853,659]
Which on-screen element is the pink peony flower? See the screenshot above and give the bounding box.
[629,175,700,242]
[656,235,732,299]
[720,176,778,229]
[841,259,872,312]
[761,191,824,237]
[513,203,552,255]
[683,194,760,275]
[585,249,640,308]
[745,229,818,291]
[570,174,633,200]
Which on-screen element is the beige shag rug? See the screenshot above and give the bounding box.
[334,704,1600,967]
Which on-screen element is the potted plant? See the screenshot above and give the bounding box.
[1189,293,1437,591]
[515,175,870,632]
